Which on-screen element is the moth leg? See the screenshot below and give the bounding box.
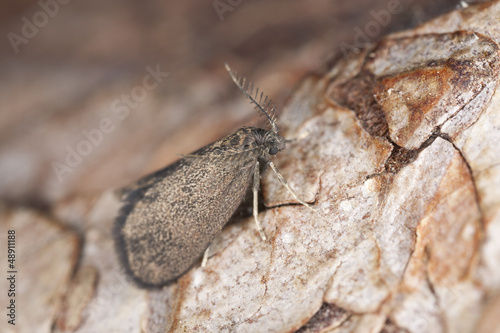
[268,161,315,211]
[201,245,210,268]
[253,161,267,241]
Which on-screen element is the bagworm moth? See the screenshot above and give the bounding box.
[113,64,312,288]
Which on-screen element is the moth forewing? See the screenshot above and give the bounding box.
[114,135,259,288]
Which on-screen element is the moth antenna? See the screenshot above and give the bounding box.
[262,94,268,106]
[225,63,278,133]
[270,105,278,124]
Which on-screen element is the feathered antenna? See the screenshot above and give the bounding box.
[225,63,278,133]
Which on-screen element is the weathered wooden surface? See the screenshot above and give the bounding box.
[1,1,500,333]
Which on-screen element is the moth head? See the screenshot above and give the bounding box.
[264,130,286,156]
[230,128,285,157]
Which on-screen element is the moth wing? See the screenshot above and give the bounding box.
[113,150,258,288]
[114,163,178,199]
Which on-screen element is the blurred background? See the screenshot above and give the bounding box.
[0,0,467,208]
